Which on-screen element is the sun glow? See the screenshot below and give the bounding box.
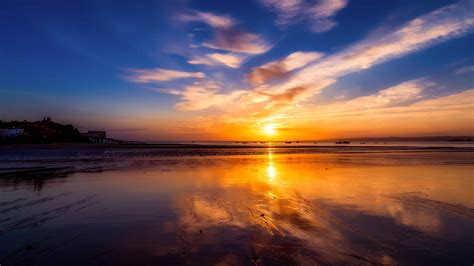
[262,124,277,135]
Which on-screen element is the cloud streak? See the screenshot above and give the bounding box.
[181,10,272,54]
[180,11,236,29]
[261,0,348,32]
[310,0,348,32]
[202,28,272,54]
[455,65,474,74]
[128,68,205,82]
[162,81,247,111]
[247,51,324,85]
[139,1,474,131]
[266,1,474,107]
[189,53,246,68]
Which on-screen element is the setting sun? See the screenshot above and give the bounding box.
[263,124,277,135]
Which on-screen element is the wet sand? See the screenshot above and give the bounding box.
[0,146,473,265]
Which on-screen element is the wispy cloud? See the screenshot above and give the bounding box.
[313,78,431,113]
[260,0,303,25]
[189,53,246,68]
[263,2,474,109]
[454,65,474,74]
[305,86,473,122]
[181,10,272,54]
[281,87,474,137]
[161,81,247,111]
[261,0,348,32]
[128,68,205,82]
[180,11,236,29]
[247,51,324,85]
[151,1,474,129]
[202,29,272,54]
[310,0,348,32]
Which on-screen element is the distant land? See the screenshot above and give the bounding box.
[0,118,87,144]
[1,118,472,144]
[318,136,473,142]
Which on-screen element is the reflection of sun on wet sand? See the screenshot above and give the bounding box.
[0,148,473,265]
[158,153,474,264]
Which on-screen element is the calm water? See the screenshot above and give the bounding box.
[0,147,473,265]
[148,140,474,148]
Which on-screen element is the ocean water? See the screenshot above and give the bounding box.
[0,146,473,265]
[148,140,474,148]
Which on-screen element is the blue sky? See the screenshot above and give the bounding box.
[0,0,473,140]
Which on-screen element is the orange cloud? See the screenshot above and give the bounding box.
[203,28,272,54]
[247,52,324,85]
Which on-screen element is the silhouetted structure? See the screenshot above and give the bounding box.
[81,130,144,144]
[0,118,87,144]
[81,131,107,138]
[0,128,24,138]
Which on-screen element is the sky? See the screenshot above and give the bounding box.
[0,0,473,141]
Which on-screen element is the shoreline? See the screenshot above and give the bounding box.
[1,143,474,155]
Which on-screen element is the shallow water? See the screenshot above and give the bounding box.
[0,149,473,265]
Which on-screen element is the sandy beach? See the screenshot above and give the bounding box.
[0,145,473,265]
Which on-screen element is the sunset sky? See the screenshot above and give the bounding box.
[1,0,473,140]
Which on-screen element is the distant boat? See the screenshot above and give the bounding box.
[296,141,299,143]
[234,141,239,143]
[335,141,350,144]
[242,141,248,144]
[260,141,266,144]
[285,141,292,144]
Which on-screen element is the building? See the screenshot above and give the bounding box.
[0,128,24,138]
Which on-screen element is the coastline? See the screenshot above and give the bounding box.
[1,142,474,150]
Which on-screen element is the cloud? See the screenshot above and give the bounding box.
[188,53,246,68]
[161,81,247,111]
[293,87,474,132]
[317,78,431,113]
[312,0,348,18]
[257,81,474,137]
[247,51,324,85]
[202,28,272,54]
[260,0,303,25]
[163,2,474,125]
[187,57,215,66]
[310,0,348,32]
[180,11,236,29]
[128,68,205,82]
[181,11,272,54]
[260,0,348,32]
[208,53,245,68]
[269,2,474,102]
[455,65,474,74]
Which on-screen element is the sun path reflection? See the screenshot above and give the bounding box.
[1,152,473,264]
[166,153,474,264]
[266,148,277,183]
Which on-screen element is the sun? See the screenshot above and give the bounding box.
[262,124,277,135]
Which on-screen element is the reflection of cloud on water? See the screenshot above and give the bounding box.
[386,193,442,233]
[162,154,474,264]
[171,186,395,264]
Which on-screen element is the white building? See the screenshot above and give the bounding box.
[0,128,24,138]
